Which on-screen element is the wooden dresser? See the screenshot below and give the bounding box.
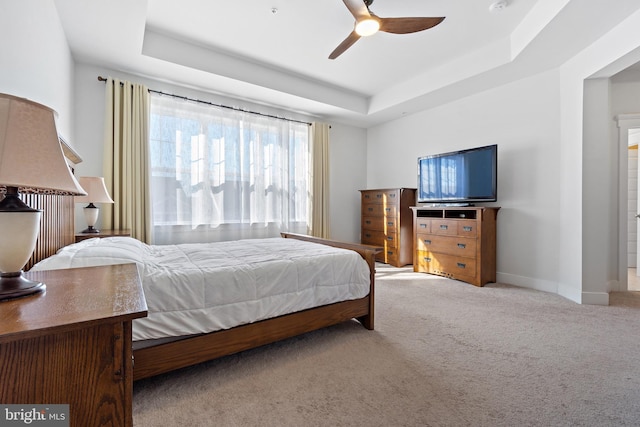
[360,188,416,267]
[0,263,147,427]
[75,229,131,242]
[411,206,500,286]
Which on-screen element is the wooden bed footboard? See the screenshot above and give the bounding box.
[132,233,382,381]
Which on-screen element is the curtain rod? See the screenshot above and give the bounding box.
[97,76,312,126]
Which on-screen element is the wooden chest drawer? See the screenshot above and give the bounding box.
[415,251,477,282]
[457,220,478,237]
[361,189,401,205]
[416,234,477,257]
[362,203,398,217]
[430,219,459,235]
[361,230,400,265]
[362,215,398,232]
[361,230,399,248]
[415,218,431,233]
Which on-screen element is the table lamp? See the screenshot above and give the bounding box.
[0,93,87,300]
[75,176,114,233]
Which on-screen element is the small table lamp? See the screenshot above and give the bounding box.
[0,93,87,300]
[75,176,114,233]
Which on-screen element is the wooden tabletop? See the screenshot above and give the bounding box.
[0,263,147,343]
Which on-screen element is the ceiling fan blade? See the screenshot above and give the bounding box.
[329,31,361,60]
[342,0,371,21]
[379,17,445,34]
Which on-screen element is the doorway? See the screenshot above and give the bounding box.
[624,124,640,291]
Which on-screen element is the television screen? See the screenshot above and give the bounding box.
[417,144,497,205]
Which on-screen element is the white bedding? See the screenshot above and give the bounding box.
[31,236,371,341]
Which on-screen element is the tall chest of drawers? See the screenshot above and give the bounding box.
[360,188,416,267]
[411,206,500,286]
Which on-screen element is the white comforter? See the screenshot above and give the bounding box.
[31,236,371,341]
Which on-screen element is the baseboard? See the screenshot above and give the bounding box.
[496,272,558,294]
[496,272,611,306]
[580,291,609,306]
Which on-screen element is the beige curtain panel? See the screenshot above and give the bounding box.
[102,77,151,243]
[310,122,330,239]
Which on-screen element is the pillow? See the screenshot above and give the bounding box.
[31,236,149,271]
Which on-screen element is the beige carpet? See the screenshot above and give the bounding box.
[133,265,640,426]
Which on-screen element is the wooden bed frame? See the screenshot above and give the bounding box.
[132,232,381,380]
[26,198,382,381]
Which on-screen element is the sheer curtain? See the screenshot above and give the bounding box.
[149,94,312,244]
[102,77,151,243]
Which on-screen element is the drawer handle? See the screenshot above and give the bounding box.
[440,225,448,230]
[365,233,372,238]
[420,224,427,228]
[463,226,473,232]
[368,207,374,212]
[387,222,394,226]
[387,251,394,255]
[376,194,382,198]
[365,220,372,225]
[457,262,466,269]
[457,243,466,249]
[386,236,394,241]
[423,239,431,245]
[423,257,432,262]
[389,194,396,198]
[385,207,391,212]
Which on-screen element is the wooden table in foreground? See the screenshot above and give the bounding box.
[0,263,147,427]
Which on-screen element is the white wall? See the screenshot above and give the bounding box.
[73,63,368,240]
[367,70,563,294]
[0,0,75,141]
[328,124,367,243]
[582,78,614,302]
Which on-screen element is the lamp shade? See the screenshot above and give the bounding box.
[0,93,86,195]
[75,177,114,204]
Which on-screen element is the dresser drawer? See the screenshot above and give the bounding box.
[415,218,431,233]
[457,220,478,237]
[430,219,459,235]
[362,203,398,218]
[362,215,398,232]
[362,230,399,248]
[415,251,477,282]
[416,234,477,257]
[361,189,401,205]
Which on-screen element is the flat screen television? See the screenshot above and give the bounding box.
[417,144,497,205]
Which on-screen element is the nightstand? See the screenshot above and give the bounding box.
[0,263,147,427]
[75,229,131,242]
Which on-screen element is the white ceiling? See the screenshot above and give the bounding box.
[53,0,640,127]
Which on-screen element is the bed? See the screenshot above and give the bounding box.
[30,230,381,380]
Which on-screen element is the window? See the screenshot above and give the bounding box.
[149,93,310,244]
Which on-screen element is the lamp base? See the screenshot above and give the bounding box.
[0,271,45,301]
[80,225,100,234]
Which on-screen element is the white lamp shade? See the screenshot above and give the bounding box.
[75,177,114,204]
[0,93,86,195]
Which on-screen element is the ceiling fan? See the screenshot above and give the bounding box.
[329,0,445,59]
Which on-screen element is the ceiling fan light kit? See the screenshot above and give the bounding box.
[329,0,445,59]
[355,18,380,36]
